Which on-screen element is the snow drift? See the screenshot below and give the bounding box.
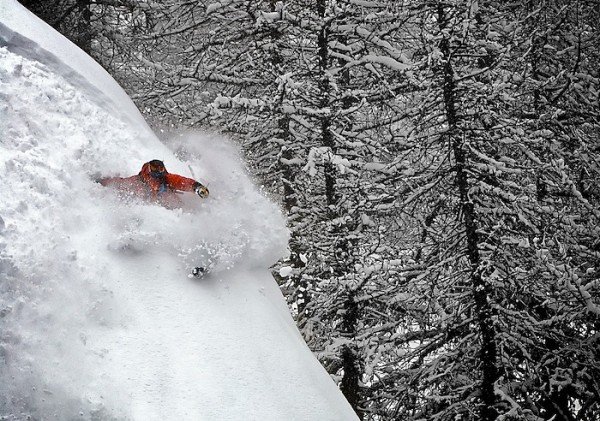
[0,1,358,420]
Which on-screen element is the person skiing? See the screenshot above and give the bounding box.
[98,159,209,208]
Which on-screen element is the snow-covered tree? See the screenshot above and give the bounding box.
[374,1,600,419]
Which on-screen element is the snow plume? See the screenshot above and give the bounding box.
[0,2,357,420]
[153,129,290,270]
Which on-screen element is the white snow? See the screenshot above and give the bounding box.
[0,1,358,420]
[279,266,293,278]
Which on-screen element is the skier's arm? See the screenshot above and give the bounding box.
[166,174,209,197]
[98,176,125,187]
[165,174,197,191]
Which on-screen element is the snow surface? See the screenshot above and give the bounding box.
[0,1,358,420]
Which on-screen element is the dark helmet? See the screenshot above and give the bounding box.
[148,160,166,178]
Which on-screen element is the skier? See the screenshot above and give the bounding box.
[98,159,209,208]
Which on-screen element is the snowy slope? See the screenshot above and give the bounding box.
[0,1,358,420]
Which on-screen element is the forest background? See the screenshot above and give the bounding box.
[19,1,600,420]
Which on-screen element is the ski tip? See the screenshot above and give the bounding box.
[191,266,206,278]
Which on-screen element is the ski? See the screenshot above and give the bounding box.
[190,266,207,278]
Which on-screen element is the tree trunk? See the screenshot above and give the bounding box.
[316,0,336,207]
[76,0,92,53]
[340,294,362,419]
[315,2,361,417]
[437,4,499,420]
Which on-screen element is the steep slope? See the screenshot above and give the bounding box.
[0,2,358,420]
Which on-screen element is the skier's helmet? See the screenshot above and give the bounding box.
[148,160,166,178]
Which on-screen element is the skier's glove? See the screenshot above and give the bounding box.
[194,182,209,198]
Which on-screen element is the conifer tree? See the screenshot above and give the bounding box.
[376,0,600,419]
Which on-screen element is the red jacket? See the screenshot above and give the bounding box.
[100,162,200,208]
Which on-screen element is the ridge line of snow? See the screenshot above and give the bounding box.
[0,0,151,133]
